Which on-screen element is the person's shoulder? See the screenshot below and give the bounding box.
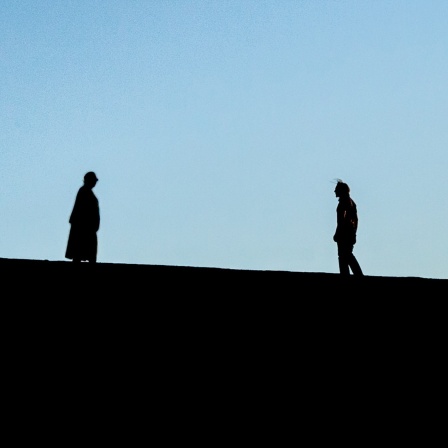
[77,185,91,196]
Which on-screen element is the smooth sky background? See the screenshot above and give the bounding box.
[1,0,447,279]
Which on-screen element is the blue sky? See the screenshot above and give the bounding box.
[1,0,447,279]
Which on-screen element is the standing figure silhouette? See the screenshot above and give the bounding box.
[333,180,363,276]
[65,171,100,263]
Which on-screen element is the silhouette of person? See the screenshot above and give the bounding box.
[333,180,363,276]
[65,171,100,263]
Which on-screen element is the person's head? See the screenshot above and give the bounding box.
[334,180,350,197]
[84,171,98,188]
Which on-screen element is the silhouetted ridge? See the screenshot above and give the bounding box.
[2,257,445,299]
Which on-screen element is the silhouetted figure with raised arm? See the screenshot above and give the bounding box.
[333,180,363,276]
[65,171,100,263]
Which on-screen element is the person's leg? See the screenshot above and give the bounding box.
[88,234,97,264]
[337,243,351,275]
[348,253,363,276]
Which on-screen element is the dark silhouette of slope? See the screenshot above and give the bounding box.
[2,257,445,300]
[5,255,446,364]
[3,256,446,432]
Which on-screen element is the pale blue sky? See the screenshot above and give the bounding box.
[1,0,447,279]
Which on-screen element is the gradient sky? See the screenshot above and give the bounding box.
[1,0,447,279]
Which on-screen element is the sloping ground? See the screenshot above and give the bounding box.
[4,256,446,346]
[2,257,446,435]
[0,257,444,294]
[3,256,446,339]
[2,256,446,297]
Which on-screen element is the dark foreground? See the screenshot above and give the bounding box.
[3,255,443,345]
[2,257,446,437]
[3,256,446,323]
[3,256,446,294]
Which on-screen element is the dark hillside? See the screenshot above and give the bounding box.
[3,257,446,312]
[2,256,446,298]
[4,256,446,340]
[3,257,446,432]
